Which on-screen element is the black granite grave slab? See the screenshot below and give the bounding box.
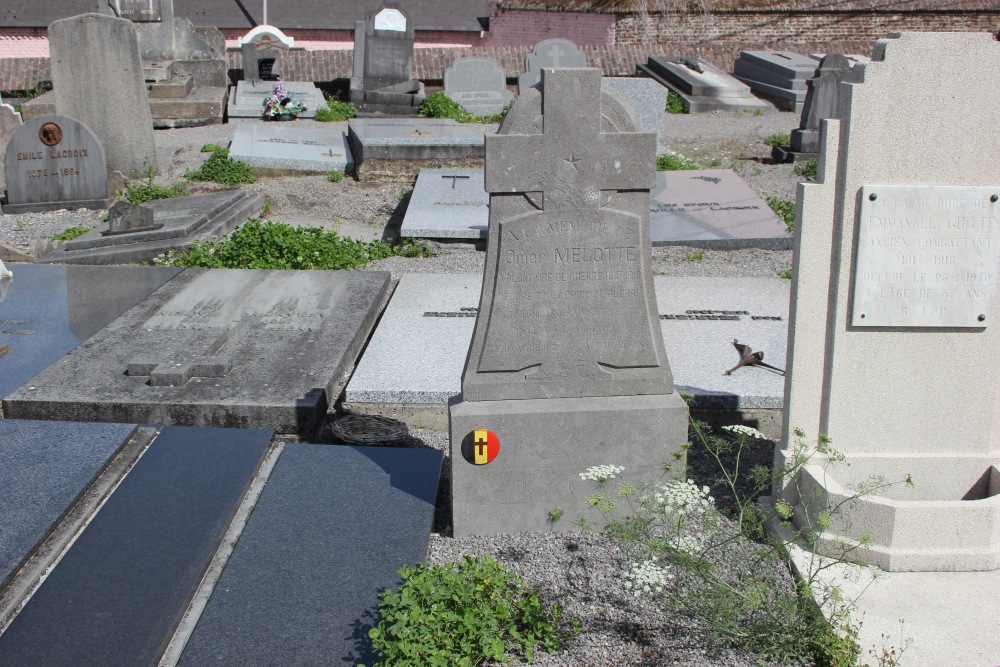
[177,444,442,666]
[0,426,272,667]
[0,420,139,589]
[3,269,391,435]
[0,264,183,400]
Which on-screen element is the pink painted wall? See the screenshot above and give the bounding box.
[0,29,50,58]
[480,7,615,46]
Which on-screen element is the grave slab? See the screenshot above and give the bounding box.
[400,168,488,239]
[228,123,354,174]
[177,444,442,667]
[38,190,265,265]
[638,57,769,113]
[734,51,816,111]
[346,274,788,410]
[0,426,272,667]
[650,169,791,249]
[0,264,183,400]
[2,269,391,435]
[227,80,326,119]
[0,420,139,589]
[348,118,486,181]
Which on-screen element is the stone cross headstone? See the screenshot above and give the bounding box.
[2,115,110,214]
[48,13,157,178]
[517,39,587,93]
[449,68,689,536]
[357,2,415,92]
[0,104,23,194]
[239,25,295,83]
[772,32,1000,572]
[790,53,852,154]
[443,57,513,116]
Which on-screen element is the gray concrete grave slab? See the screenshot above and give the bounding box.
[0,420,139,589]
[2,269,391,435]
[517,38,587,93]
[734,50,816,111]
[177,444,442,667]
[601,77,666,142]
[0,425,272,667]
[0,104,21,194]
[40,190,265,264]
[348,118,486,181]
[2,115,110,215]
[649,169,791,249]
[348,273,789,410]
[228,80,326,119]
[444,57,513,116]
[400,168,488,239]
[48,13,157,178]
[638,56,769,113]
[228,123,354,174]
[0,263,183,400]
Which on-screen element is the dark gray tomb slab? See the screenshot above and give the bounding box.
[177,444,442,666]
[349,2,425,115]
[2,269,391,435]
[347,118,485,181]
[0,420,139,590]
[228,123,354,174]
[49,13,157,177]
[773,53,854,162]
[443,57,513,116]
[733,50,818,111]
[41,190,265,264]
[1,115,111,215]
[0,264,183,399]
[0,104,22,194]
[228,80,326,119]
[450,68,689,536]
[638,56,768,113]
[517,38,587,94]
[0,426,272,667]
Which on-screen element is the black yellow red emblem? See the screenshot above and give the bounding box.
[461,429,500,465]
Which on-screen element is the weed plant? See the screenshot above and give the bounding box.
[315,99,358,122]
[685,249,705,261]
[665,90,687,114]
[778,264,793,279]
[52,225,91,241]
[327,170,344,183]
[656,152,701,171]
[359,556,578,667]
[793,158,818,179]
[154,219,429,269]
[419,92,508,123]
[576,419,912,666]
[765,133,790,147]
[125,165,187,205]
[185,145,257,185]
[766,196,796,232]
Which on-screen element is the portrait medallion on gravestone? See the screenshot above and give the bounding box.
[462,68,672,402]
[2,115,109,215]
[851,185,1000,328]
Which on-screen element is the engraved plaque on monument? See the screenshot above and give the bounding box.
[851,185,1000,327]
[109,0,162,22]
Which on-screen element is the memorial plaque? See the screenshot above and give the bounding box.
[2,115,109,215]
[109,0,162,22]
[852,185,1000,327]
[444,57,513,116]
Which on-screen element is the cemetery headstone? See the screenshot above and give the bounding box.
[771,32,1000,572]
[733,50,817,111]
[773,53,853,162]
[239,25,295,83]
[638,56,769,113]
[48,13,157,177]
[0,104,22,195]
[601,77,667,142]
[517,38,587,94]
[41,190,265,264]
[349,1,425,115]
[3,270,391,437]
[449,68,689,536]
[649,169,790,249]
[1,115,111,215]
[443,57,513,117]
[228,124,354,174]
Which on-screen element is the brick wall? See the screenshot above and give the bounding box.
[217,28,488,50]
[0,28,49,58]
[482,8,616,45]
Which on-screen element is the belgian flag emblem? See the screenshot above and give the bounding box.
[461,429,500,465]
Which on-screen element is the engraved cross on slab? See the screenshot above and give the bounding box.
[127,331,232,387]
[485,69,655,210]
[441,174,470,188]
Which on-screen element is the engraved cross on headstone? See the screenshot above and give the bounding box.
[485,68,655,210]
[126,330,232,387]
[548,44,568,66]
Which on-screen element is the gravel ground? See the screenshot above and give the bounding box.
[2,104,813,666]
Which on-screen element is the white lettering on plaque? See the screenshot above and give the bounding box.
[852,185,1000,327]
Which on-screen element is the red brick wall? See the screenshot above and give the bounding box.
[482,7,616,46]
[0,28,49,58]
[217,28,488,50]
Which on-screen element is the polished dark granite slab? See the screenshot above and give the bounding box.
[0,264,183,399]
[178,444,442,666]
[0,420,138,588]
[0,426,272,667]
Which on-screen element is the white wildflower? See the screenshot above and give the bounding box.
[721,424,767,440]
[652,479,713,518]
[624,559,672,597]
[579,465,624,482]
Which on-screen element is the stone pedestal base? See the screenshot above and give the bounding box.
[449,393,689,537]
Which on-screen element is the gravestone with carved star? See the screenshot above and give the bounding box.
[449,67,689,537]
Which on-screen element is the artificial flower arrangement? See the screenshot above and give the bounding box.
[264,80,307,119]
